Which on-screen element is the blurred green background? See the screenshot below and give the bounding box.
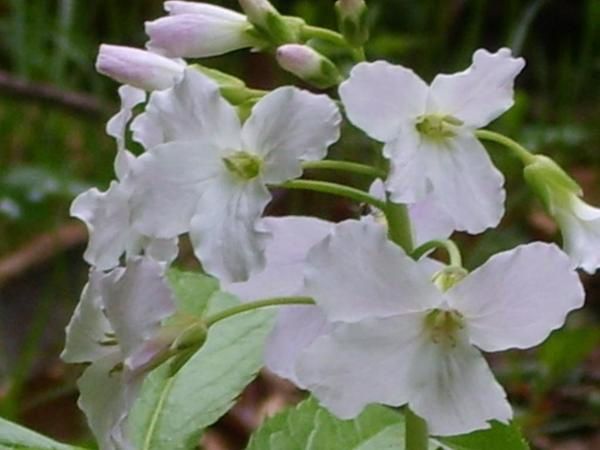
[0,0,598,449]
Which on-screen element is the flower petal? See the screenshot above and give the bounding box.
[429,48,525,128]
[265,305,331,387]
[422,133,505,233]
[77,353,135,450]
[296,314,425,418]
[165,1,246,20]
[409,194,455,245]
[407,335,512,436]
[130,140,222,238]
[339,61,428,142]
[102,257,175,365]
[383,128,429,204]
[303,220,443,322]
[447,242,585,352]
[241,87,341,184]
[190,176,271,283]
[225,216,334,300]
[71,182,131,270]
[556,197,600,274]
[131,68,241,150]
[62,271,113,364]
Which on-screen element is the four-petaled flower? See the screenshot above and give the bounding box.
[294,220,584,435]
[129,68,341,282]
[340,48,525,234]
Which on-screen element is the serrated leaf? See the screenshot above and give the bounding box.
[247,397,410,450]
[129,291,274,450]
[0,417,85,450]
[436,421,530,450]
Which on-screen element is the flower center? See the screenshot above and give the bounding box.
[424,308,465,347]
[415,114,463,140]
[222,151,263,180]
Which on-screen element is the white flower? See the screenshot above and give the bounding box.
[340,48,525,234]
[145,2,256,58]
[129,68,341,282]
[276,44,341,89]
[96,45,184,91]
[295,220,584,435]
[72,86,178,270]
[554,196,600,273]
[62,258,175,450]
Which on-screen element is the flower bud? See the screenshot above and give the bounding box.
[95,45,184,91]
[335,0,369,47]
[145,7,256,58]
[238,0,297,44]
[276,44,342,89]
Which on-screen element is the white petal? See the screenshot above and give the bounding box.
[407,335,512,436]
[447,242,585,352]
[102,257,175,365]
[131,68,241,150]
[556,197,600,274]
[71,182,131,270]
[241,87,341,184]
[77,353,135,450]
[61,271,113,363]
[130,140,222,238]
[165,1,246,20]
[429,48,525,128]
[145,13,253,59]
[422,133,505,234]
[303,220,443,322]
[296,314,425,418]
[339,61,428,142]
[384,128,430,204]
[265,305,331,386]
[225,216,333,300]
[409,194,455,245]
[190,175,271,283]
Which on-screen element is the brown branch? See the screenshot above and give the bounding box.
[0,69,112,119]
[0,222,87,285]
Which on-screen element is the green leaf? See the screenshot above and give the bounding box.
[247,397,413,450]
[167,268,219,317]
[129,291,274,450]
[0,417,85,450]
[436,421,530,450]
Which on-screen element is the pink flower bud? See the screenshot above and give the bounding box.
[95,45,184,91]
[276,44,341,89]
[145,9,255,58]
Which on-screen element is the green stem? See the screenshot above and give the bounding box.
[411,239,462,267]
[277,179,387,210]
[475,129,536,165]
[383,201,414,253]
[405,408,429,450]
[205,296,315,328]
[302,160,387,178]
[302,25,347,47]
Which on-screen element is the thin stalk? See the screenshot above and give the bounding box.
[383,202,414,253]
[302,160,386,179]
[302,25,347,47]
[475,129,536,165]
[411,239,462,267]
[277,179,387,211]
[205,297,315,328]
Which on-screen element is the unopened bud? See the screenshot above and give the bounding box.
[335,0,369,47]
[239,0,298,44]
[96,45,184,91]
[146,6,257,58]
[276,44,341,89]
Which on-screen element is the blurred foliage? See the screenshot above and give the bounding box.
[0,0,598,448]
